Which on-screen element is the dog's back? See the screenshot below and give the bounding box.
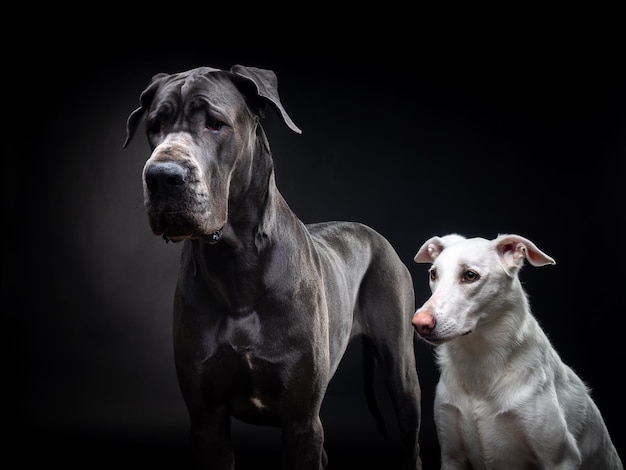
[412,233,622,469]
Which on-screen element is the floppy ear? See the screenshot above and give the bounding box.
[123,72,170,149]
[231,64,302,134]
[414,234,466,263]
[494,234,556,274]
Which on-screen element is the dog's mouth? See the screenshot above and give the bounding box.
[148,211,224,244]
[419,329,474,346]
[162,227,223,244]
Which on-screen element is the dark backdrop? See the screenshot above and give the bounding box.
[4,40,625,469]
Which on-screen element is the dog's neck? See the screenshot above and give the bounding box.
[185,136,307,312]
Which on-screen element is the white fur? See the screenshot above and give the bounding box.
[412,233,622,470]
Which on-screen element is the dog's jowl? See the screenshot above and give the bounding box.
[124,65,423,469]
[412,233,622,470]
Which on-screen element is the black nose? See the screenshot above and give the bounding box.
[144,162,187,193]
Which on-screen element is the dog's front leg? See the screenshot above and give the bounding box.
[281,414,328,470]
[435,400,471,470]
[278,346,330,470]
[188,406,234,470]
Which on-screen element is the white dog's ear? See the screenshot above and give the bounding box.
[414,234,466,263]
[494,234,556,273]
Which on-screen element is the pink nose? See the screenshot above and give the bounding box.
[412,310,435,336]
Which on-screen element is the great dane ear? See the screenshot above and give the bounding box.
[231,65,302,134]
[414,234,466,263]
[494,234,556,274]
[123,73,170,148]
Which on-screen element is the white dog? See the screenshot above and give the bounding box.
[412,233,622,469]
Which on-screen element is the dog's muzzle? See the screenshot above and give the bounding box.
[143,160,224,243]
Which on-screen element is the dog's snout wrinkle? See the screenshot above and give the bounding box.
[145,161,188,193]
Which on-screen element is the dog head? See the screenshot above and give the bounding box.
[123,65,301,243]
[411,233,555,345]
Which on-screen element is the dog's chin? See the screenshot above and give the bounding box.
[148,212,225,244]
[159,227,224,244]
[420,329,474,346]
[420,336,450,347]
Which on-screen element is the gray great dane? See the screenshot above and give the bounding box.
[124,64,422,469]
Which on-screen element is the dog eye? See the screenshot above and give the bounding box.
[147,119,161,136]
[205,116,224,132]
[429,269,437,281]
[148,104,173,137]
[462,270,480,282]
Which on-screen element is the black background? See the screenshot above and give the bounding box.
[4,30,625,469]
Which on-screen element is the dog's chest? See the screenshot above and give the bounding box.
[437,386,535,467]
[202,343,286,424]
[178,308,290,424]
